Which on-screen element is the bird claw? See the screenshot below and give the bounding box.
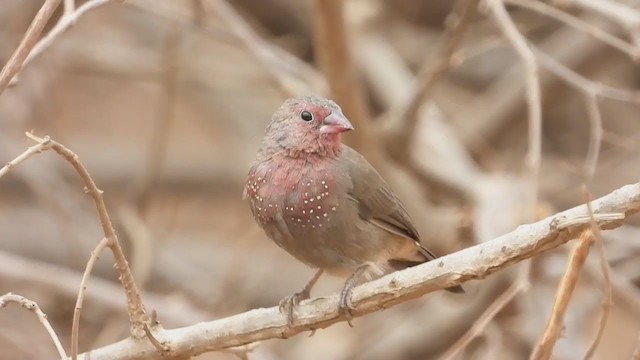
[338,288,355,327]
[278,290,310,327]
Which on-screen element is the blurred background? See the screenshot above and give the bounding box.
[1,0,640,359]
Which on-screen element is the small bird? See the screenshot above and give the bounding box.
[244,96,463,325]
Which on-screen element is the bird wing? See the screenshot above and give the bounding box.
[342,147,422,243]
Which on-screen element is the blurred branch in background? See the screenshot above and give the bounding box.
[2,0,640,359]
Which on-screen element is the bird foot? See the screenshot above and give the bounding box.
[338,287,356,328]
[279,289,311,327]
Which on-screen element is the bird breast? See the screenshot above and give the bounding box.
[246,156,342,231]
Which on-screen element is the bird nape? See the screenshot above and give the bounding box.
[244,95,463,326]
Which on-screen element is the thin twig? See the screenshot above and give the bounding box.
[0,137,52,179]
[143,322,170,354]
[583,187,612,359]
[583,94,603,179]
[10,0,120,86]
[530,230,592,360]
[71,237,110,359]
[75,180,640,360]
[533,46,640,103]
[506,0,640,60]
[564,0,640,38]
[438,274,530,360]
[485,0,542,215]
[22,133,148,339]
[203,0,326,96]
[0,293,68,360]
[0,0,62,94]
[381,0,478,158]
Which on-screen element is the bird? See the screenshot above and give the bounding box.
[244,95,463,326]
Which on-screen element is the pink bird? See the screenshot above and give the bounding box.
[245,96,463,325]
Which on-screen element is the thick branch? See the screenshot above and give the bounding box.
[78,181,640,360]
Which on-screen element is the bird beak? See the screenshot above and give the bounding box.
[320,113,354,134]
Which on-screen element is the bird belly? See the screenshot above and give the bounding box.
[246,157,410,276]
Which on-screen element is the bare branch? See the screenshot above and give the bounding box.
[583,94,603,179]
[76,180,640,360]
[0,0,61,94]
[533,46,640,103]
[0,293,67,360]
[485,0,542,214]
[506,0,640,60]
[583,188,612,359]
[20,134,148,337]
[438,272,530,360]
[381,0,478,158]
[203,0,326,96]
[0,137,52,179]
[71,237,110,360]
[530,230,592,360]
[12,0,121,87]
[564,0,640,38]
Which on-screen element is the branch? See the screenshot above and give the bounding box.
[0,293,67,360]
[506,0,640,60]
[530,230,592,360]
[438,270,530,360]
[584,188,612,359]
[10,0,121,88]
[2,133,149,354]
[77,181,640,360]
[203,0,326,97]
[0,0,61,94]
[381,0,478,159]
[486,0,542,213]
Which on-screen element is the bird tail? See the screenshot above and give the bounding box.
[388,245,465,294]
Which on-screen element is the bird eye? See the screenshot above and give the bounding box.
[300,111,313,122]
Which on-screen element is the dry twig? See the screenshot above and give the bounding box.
[583,94,603,179]
[203,0,326,96]
[506,0,640,60]
[438,274,530,360]
[530,230,592,360]
[0,293,67,360]
[485,0,542,210]
[74,180,640,360]
[5,133,149,356]
[0,0,61,94]
[381,0,478,159]
[583,187,612,359]
[71,237,110,359]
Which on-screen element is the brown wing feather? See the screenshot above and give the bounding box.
[342,147,465,293]
[342,146,421,242]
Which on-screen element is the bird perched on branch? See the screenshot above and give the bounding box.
[244,95,463,326]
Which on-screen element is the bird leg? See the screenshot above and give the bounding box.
[338,265,369,327]
[279,269,324,327]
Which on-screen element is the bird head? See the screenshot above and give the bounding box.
[263,96,353,158]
